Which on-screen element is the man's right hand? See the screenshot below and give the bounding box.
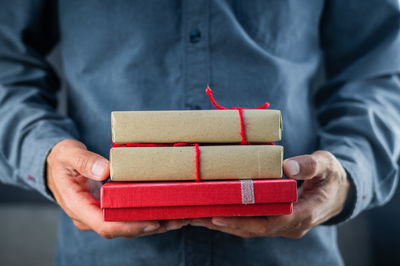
[46,139,188,239]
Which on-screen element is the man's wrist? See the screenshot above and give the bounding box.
[323,170,356,225]
[45,138,80,201]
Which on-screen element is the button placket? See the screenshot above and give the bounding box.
[182,0,211,111]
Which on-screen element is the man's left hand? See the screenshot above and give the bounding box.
[190,150,350,238]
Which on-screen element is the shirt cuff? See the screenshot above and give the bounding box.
[19,123,78,202]
[321,145,373,225]
[323,168,356,225]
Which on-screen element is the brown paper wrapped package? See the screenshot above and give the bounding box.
[112,110,282,144]
[110,145,283,181]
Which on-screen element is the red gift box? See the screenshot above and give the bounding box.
[101,179,297,221]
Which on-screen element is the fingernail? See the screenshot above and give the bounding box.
[285,160,300,176]
[212,218,227,227]
[143,224,159,233]
[92,159,108,178]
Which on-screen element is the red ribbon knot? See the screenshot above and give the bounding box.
[112,86,271,182]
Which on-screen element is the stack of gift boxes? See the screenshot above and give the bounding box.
[100,106,297,221]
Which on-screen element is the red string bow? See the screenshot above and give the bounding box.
[112,86,271,182]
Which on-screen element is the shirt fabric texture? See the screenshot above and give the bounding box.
[0,1,400,265]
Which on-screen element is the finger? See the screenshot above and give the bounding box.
[163,219,190,231]
[265,190,331,239]
[190,218,257,238]
[65,148,110,181]
[209,216,270,236]
[77,193,161,239]
[283,151,332,180]
[73,220,91,231]
[60,176,161,239]
[189,199,319,239]
[209,215,297,238]
[48,145,160,239]
[120,223,169,239]
[112,222,171,239]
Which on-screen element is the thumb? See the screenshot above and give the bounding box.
[68,148,110,181]
[284,151,329,180]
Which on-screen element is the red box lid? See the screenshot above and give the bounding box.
[101,179,297,208]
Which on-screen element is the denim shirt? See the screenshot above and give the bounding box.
[1,1,400,265]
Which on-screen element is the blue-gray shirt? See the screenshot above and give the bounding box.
[1,1,400,265]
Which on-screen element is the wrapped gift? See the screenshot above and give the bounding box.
[110,145,283,181]
[112,109,282,144]
[101,179,297,221]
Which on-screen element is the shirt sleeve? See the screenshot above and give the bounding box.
[317,0,400,224]
[0,1,79,201]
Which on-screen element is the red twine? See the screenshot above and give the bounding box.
[194,143,200,181]
[112,86,271,181]
[205,86,270,144]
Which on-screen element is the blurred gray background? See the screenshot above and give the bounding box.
[1,47,399,266]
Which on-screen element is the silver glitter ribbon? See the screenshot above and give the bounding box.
[240,179,255,204]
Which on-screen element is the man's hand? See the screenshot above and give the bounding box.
[190,150,350,238]
[47,139,188,239]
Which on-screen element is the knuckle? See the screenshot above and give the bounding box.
[254,226,268,237]
[291,231,307,239]
[306,156,318,176]
[73,221,87,231]
[318,150,334,161]
[73,155,91,174]
[292,220,303,231]
[302,217,314,229]
[98,228,114,239]
[291,215,316,232]
[302,214,318,230]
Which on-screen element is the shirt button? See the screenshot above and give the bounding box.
[189,29,201,43]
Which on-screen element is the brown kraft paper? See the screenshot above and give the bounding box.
[111,110,282,144]
[110,145,283,181]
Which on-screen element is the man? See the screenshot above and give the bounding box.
[0,1,399,265]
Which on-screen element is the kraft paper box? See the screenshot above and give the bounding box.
[110,145,283,181]
[101,179,297,221]
[111,110,282,144]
